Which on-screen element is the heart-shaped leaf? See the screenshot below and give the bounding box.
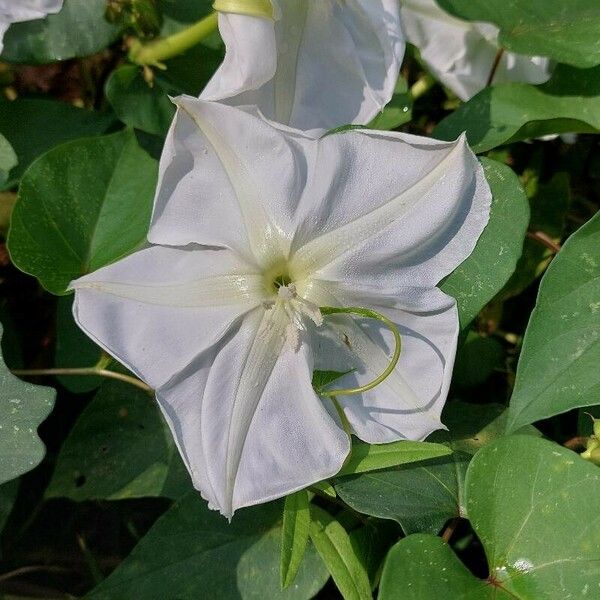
[378,436,600,599]
[8,130,157,295]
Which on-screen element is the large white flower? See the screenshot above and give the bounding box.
[201,0,405,135]
[70,97,491,517]
[0,0,63,53]
[400,0,552,101]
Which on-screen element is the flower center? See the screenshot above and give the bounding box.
[263,280,323,351]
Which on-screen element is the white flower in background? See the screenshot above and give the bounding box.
[70,97,491,517]
[202,0,405,135]
[400,0,552,101]
[0,0,63,52]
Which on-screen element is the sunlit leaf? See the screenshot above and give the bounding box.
[435,65,600,153]
[1,0,121,64]
[378,436,600,599]
[309,505,372,600]
[441,158,529,327]
[280,490,310,589]
[507,211,600,431]
[8,130,157,295]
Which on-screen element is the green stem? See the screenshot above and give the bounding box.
[319,306,402,398]
[12,367,153,395]
[129,12,219,68]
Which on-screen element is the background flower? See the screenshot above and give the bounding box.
[202,0,405,135]
[400,0,552,100]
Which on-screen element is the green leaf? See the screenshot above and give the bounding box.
[8,130,157,295]
[378,436,600,599]
[379,535,513,600]
[0,325,55,485]
[106,66,178,136]
[85,495,328,600]
[335,454,469,535]
[0,99,115,187]
[441,158,530,328]
[437,0,600,68]
[338,440,451,477]
[312,369,353,394]
[335,402,537,534]
[0,134,17,187]
[1,0,121,64]
[434,65,600,153]
[46,380,189,501]
[280,490,310,589]
[55,296,103,393]
[309,505,372,600]
[507,211,600,431]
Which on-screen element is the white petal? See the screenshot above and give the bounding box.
[202,0,404,134]
[310,284,458,442]
[292,130,491,290]
[201,12,277,101]
[158,308,350,517]
[149,97,313,264]
[71,245,262,389]
[400,0,551,101]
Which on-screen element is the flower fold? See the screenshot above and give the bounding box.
[71,98,491,517]
[400,0,552,101]
[201,0,405,135]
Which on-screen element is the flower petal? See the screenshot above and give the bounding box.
[202,0,404,134]
[157,308,350,516]
[400,0,551,101]
[200,12,277,100]
[310,284,458,442]
[292,131,491,290]
[70,245,262,389]
[149,97,313,264]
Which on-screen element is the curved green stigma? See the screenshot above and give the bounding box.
[213,0,274,19]
[318,306,402,398]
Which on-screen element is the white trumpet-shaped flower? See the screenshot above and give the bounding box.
[201,0,405,135]
[0,0,63,53]
[70,97,491,517]
[400,0,552,101]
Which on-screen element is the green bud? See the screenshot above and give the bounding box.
[106,0,163,39]
[580,437,600,461]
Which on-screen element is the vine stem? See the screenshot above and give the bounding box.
[441,517,460,543]
[527,230,562,254]
[11,368,153,395]
[319,307,402,399]
[129,12,219,68]
[486,48,505,87]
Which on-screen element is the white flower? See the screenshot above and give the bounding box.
[0,0,63,53]
[201,0,405,135]
[70,97,491,517]
[400,0,552,101]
